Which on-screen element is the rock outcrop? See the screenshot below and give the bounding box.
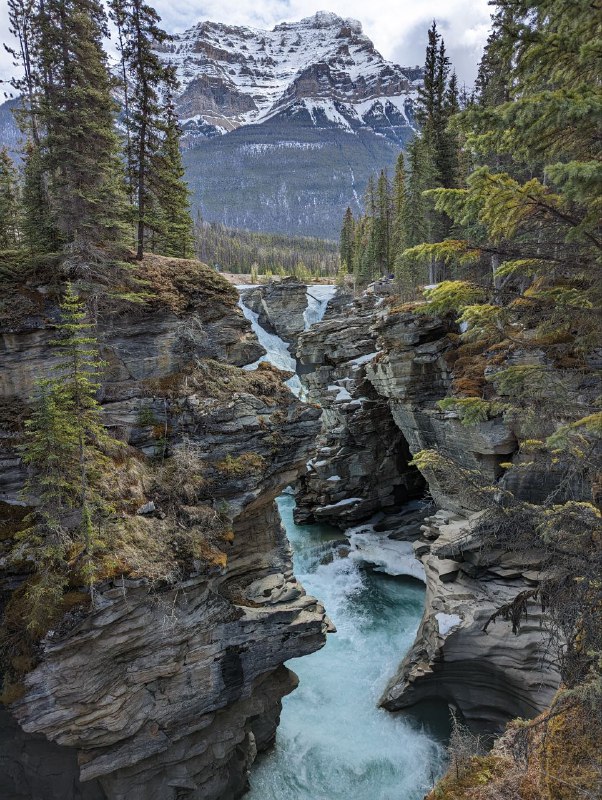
[295,295,424,527]
[295,296,565,733]
[379,509,559,733]
[0,257,328,800]
[241,278,309,345]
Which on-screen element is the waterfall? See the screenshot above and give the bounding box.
[237,284,335,397]
[303,284,338,330]
[236,281,443,799]
[246,495,443,800]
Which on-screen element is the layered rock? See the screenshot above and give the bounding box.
[157,12,419,142]
[0,257,328,800]
[241,278,309,345]
[295,296,424,526]
[295,297,564,733]
[380,510,559,732]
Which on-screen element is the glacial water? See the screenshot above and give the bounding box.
[237,283,443,798]
[246,494,443,800]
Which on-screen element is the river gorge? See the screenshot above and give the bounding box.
[0,267,567,798]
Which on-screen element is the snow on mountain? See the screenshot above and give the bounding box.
[156,10,421,145]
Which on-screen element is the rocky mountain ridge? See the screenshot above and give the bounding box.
[0,11,421,237]
[168,11,421,238]
[157,11,419,145]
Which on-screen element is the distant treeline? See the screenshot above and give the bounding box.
[194,218,340,278]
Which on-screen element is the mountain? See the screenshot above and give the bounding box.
[0,98,22,161]
[157,11,419,144]
[157,11,421,238]
[0,11,421,239]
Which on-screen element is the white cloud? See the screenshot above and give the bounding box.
[1,1,492,89]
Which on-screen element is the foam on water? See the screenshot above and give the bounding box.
[239,284,442,797]
[247,495,443,800]
[304,285,337,329]
[237,284,336,397]
[237,291,303,395]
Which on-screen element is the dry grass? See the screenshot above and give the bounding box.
[429,698,602,800]
[143,359,293,405]
[120,253,238,315]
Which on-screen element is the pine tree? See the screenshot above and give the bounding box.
[108,0,174,260]
[0,149,22,249]
[32,0,128,261]
[20,284,116,628]
[21,141,61,254]
[374,169,393,275]
[146,74,194,258]
[5,0,40,143]
[392,151,407,256]
[339,206,355,273]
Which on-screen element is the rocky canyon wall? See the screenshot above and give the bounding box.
[0,258,329,800]
[294,292,580,733]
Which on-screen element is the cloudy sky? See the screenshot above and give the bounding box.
[1,0,492,93]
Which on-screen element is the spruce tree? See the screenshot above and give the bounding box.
[339,206,355,273]
[32,0,128,260]
[392,151,408,256]
[146,75,194,258]
[20,284,116,627]
[5,0,40,143]
[21,141,60,254]
[374,169,393,275]
[0,149,22,249]
[108,0,173,260]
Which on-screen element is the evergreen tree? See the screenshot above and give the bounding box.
[108,0,180,260]
[146,75,194,258]
[392,151,408,255]
[20,284,116,628]
[339,206,355,273]
[0,148,22,248]
[374,169,393,275]
[21,141,60,253]
[5,0,40,143]
[31,0,128,260]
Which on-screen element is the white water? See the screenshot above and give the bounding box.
[240,285,443,798]
[304,284,338,329]
[247,495,443,800]
[237,291,303,395]
[237,284,336,396]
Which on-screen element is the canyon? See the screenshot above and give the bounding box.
[2,270,587,799]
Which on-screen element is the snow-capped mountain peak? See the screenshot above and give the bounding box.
[155,10,420,142]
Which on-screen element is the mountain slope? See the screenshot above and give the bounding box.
[157,11,419,143]
[0,11,421,239]
[160,11,421,238]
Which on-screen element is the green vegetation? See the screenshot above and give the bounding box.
[345,22,464,288]
[3,0,193,278]
[194,217,339,278]
[108,0,194,260]
[15,284,119,634]
[352,3,602,792]
[215,453,266,477]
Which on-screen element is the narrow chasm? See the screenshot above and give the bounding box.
[238,284,445,800]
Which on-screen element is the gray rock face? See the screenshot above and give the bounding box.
[157,12,419,144]
[242,279,309,345]
[379,511,560,733]
[0,263,327,800]
[295,296,424,526]
[364,310,519,511]
[294,297,564,732]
